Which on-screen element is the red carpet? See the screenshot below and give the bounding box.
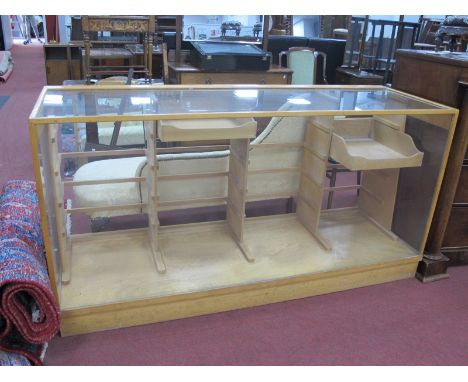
[0,42,46,187]
[1,41,468,366]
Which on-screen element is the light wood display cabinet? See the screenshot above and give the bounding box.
[29,84,458,336]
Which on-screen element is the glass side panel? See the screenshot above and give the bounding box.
[35,87,448,120]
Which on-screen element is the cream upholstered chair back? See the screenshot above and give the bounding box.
[279,47,328,85]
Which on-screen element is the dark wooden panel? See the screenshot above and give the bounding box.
[454,165,468,203]
[442,207,468,248]
[393,51,467,107]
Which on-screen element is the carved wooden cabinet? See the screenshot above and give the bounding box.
[81,15,155,81]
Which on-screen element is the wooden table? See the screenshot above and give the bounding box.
[393,49,468,280]
[168,62,292,85]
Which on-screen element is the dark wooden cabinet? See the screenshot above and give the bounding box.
[44,44,83,85]
[393,49,468,274]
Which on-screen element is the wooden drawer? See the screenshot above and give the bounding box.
[454,165,468,203]
[179,71,290,85]
[443,206,468,248]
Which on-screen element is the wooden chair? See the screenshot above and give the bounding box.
[81,15,155,83]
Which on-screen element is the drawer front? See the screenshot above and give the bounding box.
[180,72,290,85]
[454,165,468,203]
[442,206,468,248]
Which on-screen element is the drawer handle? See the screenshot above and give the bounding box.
[259,79,266,84]
[205,78,212,84]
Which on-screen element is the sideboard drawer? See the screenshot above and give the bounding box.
[179,71,290,85]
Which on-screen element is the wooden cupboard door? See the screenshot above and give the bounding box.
[45,60,69,85]
[71,60,82,80]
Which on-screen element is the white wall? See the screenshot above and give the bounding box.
[1,15,13,49]
[58,15,71,43]
[293,15,320,37]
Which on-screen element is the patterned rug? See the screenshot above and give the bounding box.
[0,96,9,109]
[0,348,31,366]
[0,180,60,365]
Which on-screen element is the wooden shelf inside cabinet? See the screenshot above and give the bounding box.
[158,118,257,142]
[329,117,424,171]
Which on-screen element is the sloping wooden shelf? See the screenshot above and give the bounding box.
[158,118,257,142]
[330,117,424,171]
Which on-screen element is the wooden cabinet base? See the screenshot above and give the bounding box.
[443,248,468,266]
[57,212,420,336]
[60,258,418,336]
[415,254,450,283]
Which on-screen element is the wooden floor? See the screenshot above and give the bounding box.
[63,208,418,311]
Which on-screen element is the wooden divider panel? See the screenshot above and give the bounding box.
[226,139,253,262]
[297,120,333,251]
[145,121,166,273]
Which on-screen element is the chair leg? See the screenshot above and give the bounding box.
[327,168,337,209]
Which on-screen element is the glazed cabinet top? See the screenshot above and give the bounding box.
[29,85,456,125]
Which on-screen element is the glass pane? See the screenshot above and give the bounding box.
[35,86,449,121]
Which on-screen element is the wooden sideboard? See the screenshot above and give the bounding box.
[393,49,468,279]
[168,62,292,85]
